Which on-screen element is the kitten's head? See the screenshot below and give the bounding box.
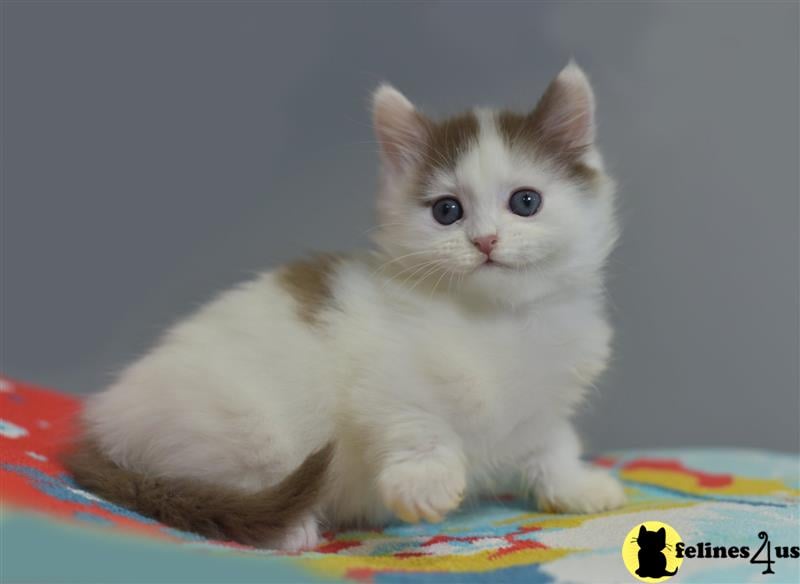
[371,62,617,305]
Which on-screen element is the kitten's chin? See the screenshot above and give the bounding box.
[462,263,528,296]
[460,259,565,307]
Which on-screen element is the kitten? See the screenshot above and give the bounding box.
[66,61,626,551]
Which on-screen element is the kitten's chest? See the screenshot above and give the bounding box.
[408,299,609,438]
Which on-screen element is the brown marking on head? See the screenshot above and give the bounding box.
[420,112,480,175]
[497,110,541,155]
[497,63,601,186]
[497,110,598,185]
[64,434,334,547]
[372,85,480,203]
[412,111,480,202]
[278,254,341,325]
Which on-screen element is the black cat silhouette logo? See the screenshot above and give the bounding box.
[622,521,684,582]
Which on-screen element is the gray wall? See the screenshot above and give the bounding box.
[4,1,798,453]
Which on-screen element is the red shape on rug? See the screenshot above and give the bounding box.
[623,458,733,488]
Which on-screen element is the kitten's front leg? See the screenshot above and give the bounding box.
[373,411,467,523]
[523,422,626,514]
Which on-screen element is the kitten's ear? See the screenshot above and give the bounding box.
[373,84,429,175]
[639,525,647,537]
[529,61,596,160]
[657,527,666,538]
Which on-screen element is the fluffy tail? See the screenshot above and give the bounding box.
[64,437,333,546]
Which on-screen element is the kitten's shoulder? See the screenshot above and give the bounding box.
[273,252,379,326]
[276,253,345,326]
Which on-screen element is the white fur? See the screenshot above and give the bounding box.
[84,63,625,549]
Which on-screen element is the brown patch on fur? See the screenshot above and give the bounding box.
[497,110,599,185]
[64,437,333,547]
[497,110,540,154]
[569,161,601,185]
[422,112,480,173]
[414,111,480,201]
[278,254,341,325]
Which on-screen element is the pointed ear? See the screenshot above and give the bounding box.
[657,527,666,538]
[529,61,596,160]
[639,525,647,537]
[372,84,429,175]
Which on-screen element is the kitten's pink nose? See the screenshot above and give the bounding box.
[473,234,498,256]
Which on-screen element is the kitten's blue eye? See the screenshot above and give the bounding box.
[431,197,463,225]
[509,189,542,217]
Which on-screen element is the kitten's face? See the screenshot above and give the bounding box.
[372,63,617,303]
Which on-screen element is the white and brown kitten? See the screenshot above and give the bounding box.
[67,62,626,550]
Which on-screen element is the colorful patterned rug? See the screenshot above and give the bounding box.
[2,375,798,583]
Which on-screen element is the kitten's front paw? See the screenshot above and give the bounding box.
[378,456,466,523]
[536,468,626,514]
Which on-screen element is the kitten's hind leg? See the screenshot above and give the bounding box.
[274,512,322,551]
[524,422,626,514]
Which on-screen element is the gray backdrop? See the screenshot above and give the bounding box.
[4,1,798,453]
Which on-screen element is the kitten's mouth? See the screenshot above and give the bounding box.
[481,258,510,269]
